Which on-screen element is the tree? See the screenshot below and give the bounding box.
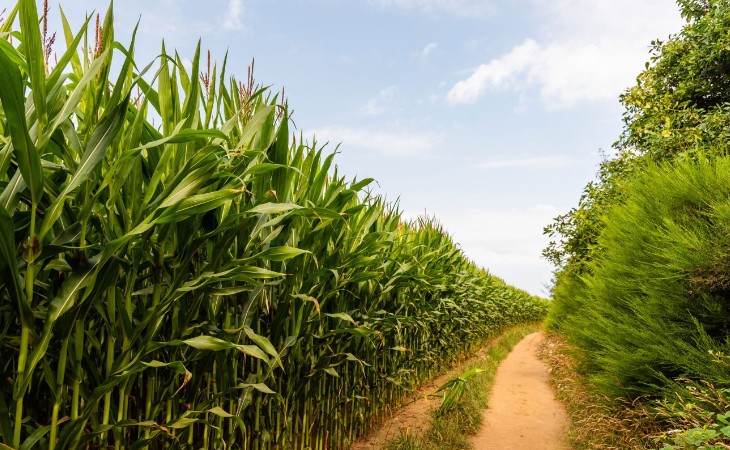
[544,0,730,279]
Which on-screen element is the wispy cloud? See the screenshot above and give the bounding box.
[446,0,683,108]
[447,39,538,104]
[477,155,573,169]
[447,38,650,108]
[370,0,495,17]
[419,42,437,59]
[312,126,441,157]
[363,86,397,116]
[223,0,244,30]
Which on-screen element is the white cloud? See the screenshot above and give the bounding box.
[447,0,684,108]
[447,39,538,104]
[223,0,244,30]
[312,126,441,157]
[419,42,437,59]
[448,38,655,108]
[363,86,397,115]
[477,155,573,169]
[371,0,495,17]
[534,0,683,42]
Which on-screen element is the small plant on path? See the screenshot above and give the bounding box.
[433,368,486,413]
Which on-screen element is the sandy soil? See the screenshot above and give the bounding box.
[471,332,570,450]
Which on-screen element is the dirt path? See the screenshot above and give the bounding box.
[471,332,569,450]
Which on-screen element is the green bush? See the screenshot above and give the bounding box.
[558,156,730,397]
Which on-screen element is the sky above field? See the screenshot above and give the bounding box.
[42,0,685,295]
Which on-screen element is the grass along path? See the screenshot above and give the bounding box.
[471,332,570,449]
[353,324,542,450]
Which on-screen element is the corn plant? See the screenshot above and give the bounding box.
[0,1,548,449]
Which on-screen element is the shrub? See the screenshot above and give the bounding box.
[559,156,730,397]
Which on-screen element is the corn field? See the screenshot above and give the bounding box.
[0,2,548,449]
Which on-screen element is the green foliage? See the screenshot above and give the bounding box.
[544,0,730,281]
[542,149,641,274]
[620,0,730,160]
[543,2,730,445]
[544,0,730,400]
[434,368,485,413]
[0,2,547,449]
[658,416,730,450]
[654,383,730,449]
[557,157,730,397]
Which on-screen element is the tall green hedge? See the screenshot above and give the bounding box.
[554,156,730,398]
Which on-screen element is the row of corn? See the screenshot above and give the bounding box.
[0,2,548,449]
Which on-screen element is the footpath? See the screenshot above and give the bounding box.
[471,332,569,449]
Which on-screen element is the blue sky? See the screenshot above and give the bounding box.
[42,0,684,295]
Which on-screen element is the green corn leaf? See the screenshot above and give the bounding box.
[243,162,299,177]
[167,418,198,429]
[324,312,357,325]
[155,189,240,224]
[163,128,227,144]
[157,167,213,209]
[140,361,191,396]
[181,336,236,351]
[15,268,97,399]
[47,48,111,139]
[230,266,285,280]
[0,3,19,34]
[244,326,283,369]
[291,294,321,314]
[207,407,233,418]
[58,7,83,75]
[0,44,44,205]
[237,104,275,149]
[248,202,302,215]
[331,326,378,337]
[174,336,270,363]
[350,177,375,192]
[40,96,129,238]
[255,246,309,262]
[238,345,271,362]
[64,95,129,194]
[19,0,47,131]
[109,23,139,108]
[127,127,226,154]
[158,44,174,134]
[181,41,201,126]
[236,383,276,394]
[272,107,289,198]
[0,204,29,328]
[47,13,93,90]
[0,39,27,72]
[19,424,51,450]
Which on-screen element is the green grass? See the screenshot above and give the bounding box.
[382,324,542,450]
